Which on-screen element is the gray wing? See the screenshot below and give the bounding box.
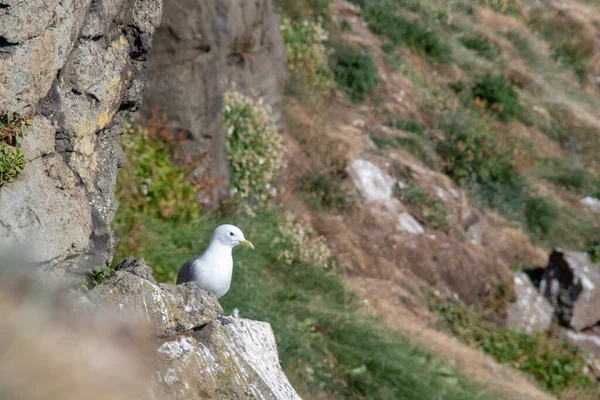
[176,258,196,284]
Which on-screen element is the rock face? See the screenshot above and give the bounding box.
[87,257,302,399]
[539,249,600,331]
[139,0,287,203]
[506,272,554,334]
[0,0,163,273]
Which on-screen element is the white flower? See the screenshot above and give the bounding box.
[227,126,234,135]
[231,187,238,195]
[258,158,264,165]
[265,183,271,189]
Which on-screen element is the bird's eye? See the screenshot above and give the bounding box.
[229,232,234,236]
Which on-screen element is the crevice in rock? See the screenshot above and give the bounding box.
[85,92,101,103]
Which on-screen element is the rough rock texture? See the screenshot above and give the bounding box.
[139,0,287,203]
[87,257,301,399]
[539,249,600,331]
[506,272,554,334]
[87,257,222,337]
[0,0,163,273]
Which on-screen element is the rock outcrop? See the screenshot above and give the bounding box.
[86,258,302,400]
[0,0,163,273]
[506,272,554,334]
[539,249,600,331]
[139,0,287,203]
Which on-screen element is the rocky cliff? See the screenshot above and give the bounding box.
[85,257,302,399]
[138,0,287,203]
[0,0,162,274]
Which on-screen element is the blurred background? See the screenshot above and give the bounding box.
[2,0,600,399]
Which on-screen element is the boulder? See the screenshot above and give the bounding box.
[506,272,554,334]
[139,0,287,203]
[347,159,396,202]
[0,0,163,273]
[539,249,600,331]
[155,320,302,399]
[87,257,302,399]
[86,257,222,337]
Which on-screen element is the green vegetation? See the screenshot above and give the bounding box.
[529,9,594,84]
[399,183,451,229]
[82,266,115,290]
[356,0,451,62]
[281,16,335,97]
[113,117,499,399]
[524,196,557,235]
[388,117,425,135]
[223,91,286,208]
[431,296,598,397]
[587,240,600,264]
[476,0,522,15]
[301,169,354,212]
[371,134,440,170]
[0,111,29,186]
[330,45,379,102]
[460,33,499,61]
[274,0,332,20]
[471,74,523,122]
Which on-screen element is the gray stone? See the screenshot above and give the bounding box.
[154,319,302,400]
[139,0,287,204]
[506,272,554,334]
[347,159,396,202]
[87,257,303,399]
[87,257,222,337]
[0,0,163,273]
[540,249,600,331]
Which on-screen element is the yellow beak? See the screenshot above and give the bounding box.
[240,240,254,250]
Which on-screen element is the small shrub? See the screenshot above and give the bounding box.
[389,117,425,135]
[371,135,440,170]
[476,0,522,15]
[361,3,451,63]
[82,266,115,290]
[330,45,379,102]
[281,16,335,97]
[399,183,451,229]
[471,74,523,121]
[116,122,202,222]
[586,240,600,264]
[0,111,30,186]
[301,169,353,212]
[0,143,25,186]
[223,92,285,209]
[553,167,587,191]
[275,212,331,268]
[460,33,499,61]
[524,196,557,235]
[431,296,597,397]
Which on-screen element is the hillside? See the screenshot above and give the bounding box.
[108,0,600,399]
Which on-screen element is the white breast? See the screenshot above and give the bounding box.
[190,244,234,298]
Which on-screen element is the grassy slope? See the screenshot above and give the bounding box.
[114,210,499,400]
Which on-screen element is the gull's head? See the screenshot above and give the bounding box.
[211,224,254,249]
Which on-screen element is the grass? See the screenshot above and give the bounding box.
[460,33,500,61]
[330,45,379,103]
[371,134,441,170]
[356,0,451,63]
[112,121,503,399]
[399,183,451,229]
[114,212,499,400]
[471,74,523,122]
[431,296,599,398]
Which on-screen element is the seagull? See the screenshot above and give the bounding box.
[176,224,254,299]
